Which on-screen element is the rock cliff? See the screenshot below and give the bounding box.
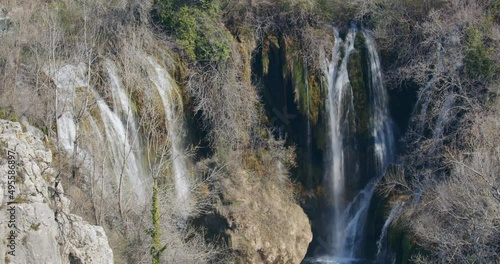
[0,119,113,264]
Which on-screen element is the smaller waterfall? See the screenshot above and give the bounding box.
[104,59,139,134]
[104,59,145,176]
[95,91,146,203]
[364,31,395,170]
[376,201,403,256]
[50,62,148,204]
[432,93,455,142]
[147,57,190,205]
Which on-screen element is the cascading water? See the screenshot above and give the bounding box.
[147,57,191,206]
[104,59,140,138]
[95,92,146,203]
[365,32,395,171]
[51,61,148,204]
[433,94,455,140]
[324,28,356,258]
[317,27,395,263]
[376,200,403,257]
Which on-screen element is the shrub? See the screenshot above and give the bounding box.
[464,27,495,80]
[153,0,231,63]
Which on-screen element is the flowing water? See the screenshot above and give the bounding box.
[147,57,191,206]
[324,28,356,257]
[376,200,403,257]
[94,90,147,203]
[52,58,191,208]
[312,27,396,263]
[51,62,148,204]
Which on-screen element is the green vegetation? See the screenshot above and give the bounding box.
[348,32,369,139]
[147,180,166,264]
[0,108,18,122]
[153,0,231,63]
[464,27,495,79]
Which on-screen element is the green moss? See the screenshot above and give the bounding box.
[490,0,500,23]
[348,32,370,139]
[148,180,166,264]
[262,50,270,76]
[308,73,321,125]
[30,223,41,231]
[0,108,18,123]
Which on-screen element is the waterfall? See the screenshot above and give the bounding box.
[365,32,395,171]
[104,59,138,131]
[324,27,356,256]
[321,27,395,263]
[95,91,147,203]
[432,93,455,141]
[50,61,148,204]
[376,201,403,257]
[305,58,313,187]
[104,59,144,176]
[146,57,190,205]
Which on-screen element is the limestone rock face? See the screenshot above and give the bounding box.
[0,119,113,264]
[213,170,312,264]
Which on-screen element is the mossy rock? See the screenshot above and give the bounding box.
[0,107,18,122]
[347,32,370,139]
[308,73,322,125]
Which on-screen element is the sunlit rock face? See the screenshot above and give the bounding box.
[0,119,113,264]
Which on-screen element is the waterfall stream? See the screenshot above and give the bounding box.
[51,61,148,205]
[95,91,147,203]
[324,28,356,257]
[147,57,191,206]
[376,201,403,257]
[52,57,191,211]
[317,27,396,263]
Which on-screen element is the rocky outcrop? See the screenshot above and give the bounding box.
[211,169,312,264]
[0,119,113,264]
